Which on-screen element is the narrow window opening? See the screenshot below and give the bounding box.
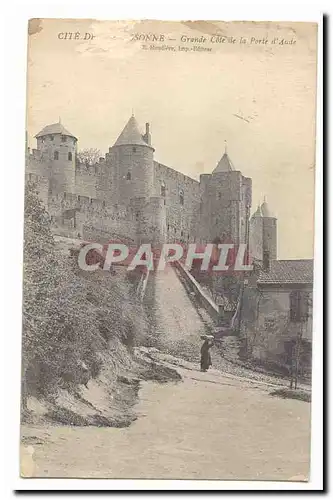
[54,151,59,160]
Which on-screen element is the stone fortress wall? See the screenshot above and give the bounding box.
[153,162,201,244]
[25,116,277,261]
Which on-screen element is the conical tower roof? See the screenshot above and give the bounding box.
[113,115,153,148]
[213,152,235,173]
[251,204,263,219]
[35,122,76,140]
[261,199,275,218]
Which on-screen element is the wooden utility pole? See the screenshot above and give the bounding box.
[291,322,303,390]
[289,291,308,390]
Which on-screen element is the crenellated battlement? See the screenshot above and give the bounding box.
[26,148,44,162]
[26,150,50,178]
[25,171,50,208]
[26,172,46,183]
[75,157,106,177]
[75,163,98,176]
[48,190,133,219]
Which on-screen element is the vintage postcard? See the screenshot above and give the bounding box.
[21,19,317,481]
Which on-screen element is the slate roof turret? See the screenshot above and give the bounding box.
[113,115,153,149]
[213,152,235,173]
[35,122,77,140]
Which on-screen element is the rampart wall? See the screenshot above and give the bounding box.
[154,162,200,243]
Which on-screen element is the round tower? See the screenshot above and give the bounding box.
[210,150,242,244]
[108,115,155,204]
[261,199,277,261]
[249,204,264,263]
[35,121,77,194]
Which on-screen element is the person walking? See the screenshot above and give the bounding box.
[200,336,213,372]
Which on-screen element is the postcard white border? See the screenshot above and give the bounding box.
[2,0,324,494]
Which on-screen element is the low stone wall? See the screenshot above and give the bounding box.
[174,262,222,323]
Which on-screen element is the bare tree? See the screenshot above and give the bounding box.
[77,148,102,166]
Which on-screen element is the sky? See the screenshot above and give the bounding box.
[27,19,317,259]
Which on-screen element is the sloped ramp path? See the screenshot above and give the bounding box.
[144,265,215,361]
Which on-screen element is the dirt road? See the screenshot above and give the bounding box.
[21,362,310,481]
